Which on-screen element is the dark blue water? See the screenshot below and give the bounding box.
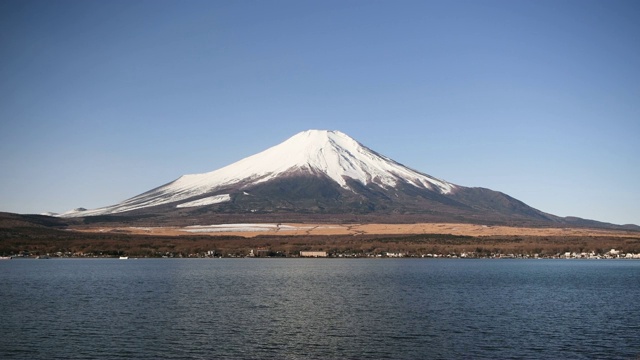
[1,259,639,359]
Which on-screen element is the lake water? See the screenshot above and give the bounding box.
[1,259,639,359]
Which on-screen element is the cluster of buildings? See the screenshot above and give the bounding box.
[107,248,640,259]
[5,248,640,259]
[559,249,640,259]
[297,249,640,259]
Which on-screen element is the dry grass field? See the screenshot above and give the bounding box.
[72,222,637,239]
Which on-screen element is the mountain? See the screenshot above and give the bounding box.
[59,130,619,227]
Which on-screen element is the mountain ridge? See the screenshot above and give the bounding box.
[62,130,457,217]
[55,130,634,229]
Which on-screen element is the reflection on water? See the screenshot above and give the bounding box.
[1,259,639,359]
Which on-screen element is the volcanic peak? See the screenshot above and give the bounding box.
[61,130,456,216]
[170,129,454,194]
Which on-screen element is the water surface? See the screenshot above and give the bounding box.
[1,259,639,359]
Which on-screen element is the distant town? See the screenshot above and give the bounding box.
[4,248,640,260]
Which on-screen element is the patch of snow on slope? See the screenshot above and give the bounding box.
[176,194,231,208]
[183,224,280,233]
[57,208,88,217]
[181,223,317,233]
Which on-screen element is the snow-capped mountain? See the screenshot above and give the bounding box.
[62,130,557,225]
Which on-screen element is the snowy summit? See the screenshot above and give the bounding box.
[171,129,455,194]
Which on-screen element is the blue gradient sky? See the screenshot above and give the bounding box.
[1,0,639,225]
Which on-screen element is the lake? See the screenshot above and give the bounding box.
[1,259,639,359]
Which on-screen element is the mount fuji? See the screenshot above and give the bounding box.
[61,130,570,225]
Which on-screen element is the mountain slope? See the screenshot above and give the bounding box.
[65,130,455,216]
[60,129,583,226]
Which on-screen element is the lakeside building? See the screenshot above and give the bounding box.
[300,251,328,257]
[248,249,272,257]
[386,252,406,258]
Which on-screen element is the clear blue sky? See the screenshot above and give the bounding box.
[1,0,639,225]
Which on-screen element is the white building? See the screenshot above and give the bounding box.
[300,251,328,257]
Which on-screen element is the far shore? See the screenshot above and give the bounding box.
[4,220,639,260]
